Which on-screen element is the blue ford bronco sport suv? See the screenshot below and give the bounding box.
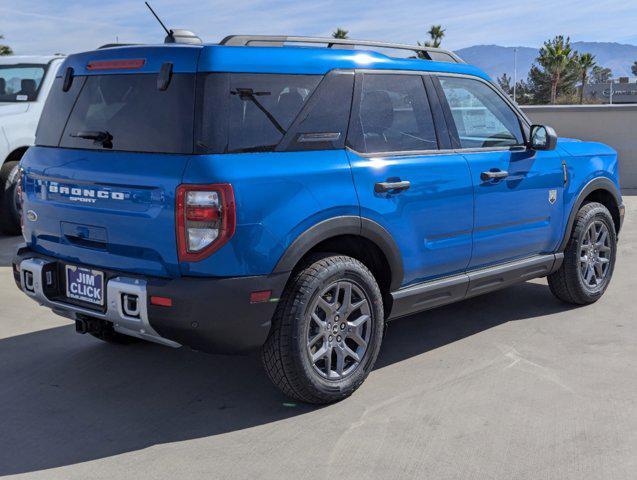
[13,35,624,404]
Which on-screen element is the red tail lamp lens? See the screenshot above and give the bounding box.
[176,184,236,262]
[186,205,220,223]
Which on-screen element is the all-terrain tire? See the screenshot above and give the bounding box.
[548,202,617,305]
[0,160,21,236]
[261,255,384,404]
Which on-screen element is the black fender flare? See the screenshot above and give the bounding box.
[273,216,404,291]
[559,177,622,252]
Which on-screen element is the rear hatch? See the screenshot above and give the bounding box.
[21,46,201,277]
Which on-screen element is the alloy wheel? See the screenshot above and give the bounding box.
[578,220,612,290]
[306,280,372,380]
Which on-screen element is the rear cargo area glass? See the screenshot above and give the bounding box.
[37,73,195,154]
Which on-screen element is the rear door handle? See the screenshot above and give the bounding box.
[374,180,411,193]
[480,170,509,181]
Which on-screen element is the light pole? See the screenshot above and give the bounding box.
[513,47,518,103]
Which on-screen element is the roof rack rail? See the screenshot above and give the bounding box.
[98,43,140,49]
[219,35,464,63]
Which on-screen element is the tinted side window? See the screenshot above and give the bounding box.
[279,72,354,152]
[349,74,438,154]
[438,77,524,148]
[35,76,87,147]
[196,73,321,154]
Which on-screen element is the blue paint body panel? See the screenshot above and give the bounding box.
[347,150,474,285]
[21,42,622,294]
[180,150,359,277]
[57,44,489,79]
[463,148,566,269]
[21,146,188,278]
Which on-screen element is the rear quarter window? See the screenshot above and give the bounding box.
[196,73,321,153]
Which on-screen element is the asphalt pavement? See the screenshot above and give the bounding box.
[0,197,635,479]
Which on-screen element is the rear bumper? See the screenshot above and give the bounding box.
[12,247,288,354]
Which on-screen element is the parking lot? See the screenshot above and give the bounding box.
[0,196,635,479]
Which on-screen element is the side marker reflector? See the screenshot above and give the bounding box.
[150,296,173,307]
[250,290,272,304]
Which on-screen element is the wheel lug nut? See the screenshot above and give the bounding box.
[337,336,342,342]
[328,335,333,341]
[340,323,345,330]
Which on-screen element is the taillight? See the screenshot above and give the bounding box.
[16,168,24,232]
[176,184,236,262]
[86,59,146,70]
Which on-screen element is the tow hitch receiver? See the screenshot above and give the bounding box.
[75,316,110,335]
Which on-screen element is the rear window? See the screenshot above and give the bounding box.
[196,73,321,153]
[37,73,195,154]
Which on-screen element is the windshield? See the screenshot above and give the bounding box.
[0,64,46,102]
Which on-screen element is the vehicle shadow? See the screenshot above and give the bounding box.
[0,281,573,475]
[0,233,21,267]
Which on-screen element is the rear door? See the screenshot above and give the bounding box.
[346,72,474,287]
[434,75,565,269]
[22,48,199,277]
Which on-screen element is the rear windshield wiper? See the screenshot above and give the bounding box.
[231,88,287,135]
[70,130,113,149]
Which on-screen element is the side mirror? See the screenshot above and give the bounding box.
[530,124,558,151]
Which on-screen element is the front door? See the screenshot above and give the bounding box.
[435,75,565,269]
[347,72,474,287]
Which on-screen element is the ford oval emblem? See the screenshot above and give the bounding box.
[26,210,38,222]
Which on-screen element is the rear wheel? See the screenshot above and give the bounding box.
[0,160,21,236]
[548,202,617,305]
[262,255,384,404]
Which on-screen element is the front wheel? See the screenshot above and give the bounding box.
[0,160,22,236]
[262,255,384,404]
[548,202,617,305]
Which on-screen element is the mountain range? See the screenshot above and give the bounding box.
[455,42,637,82]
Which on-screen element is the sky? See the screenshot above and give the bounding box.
[1,0,637,55]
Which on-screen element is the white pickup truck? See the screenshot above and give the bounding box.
[1,55,64,234]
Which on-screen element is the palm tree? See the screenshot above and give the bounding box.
[416,25,445,59]
[425,25,445,48]
[577,52,596,104]
[538,36,578,104]
[632,61,637,77]
[332,28,349,40]
[0,35,13,56]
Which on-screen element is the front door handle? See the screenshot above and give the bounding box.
[480,170,509,181]
[374,180,411,193]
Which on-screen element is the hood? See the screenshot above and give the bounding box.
[557,137,617,157]
[0,103,30,117]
